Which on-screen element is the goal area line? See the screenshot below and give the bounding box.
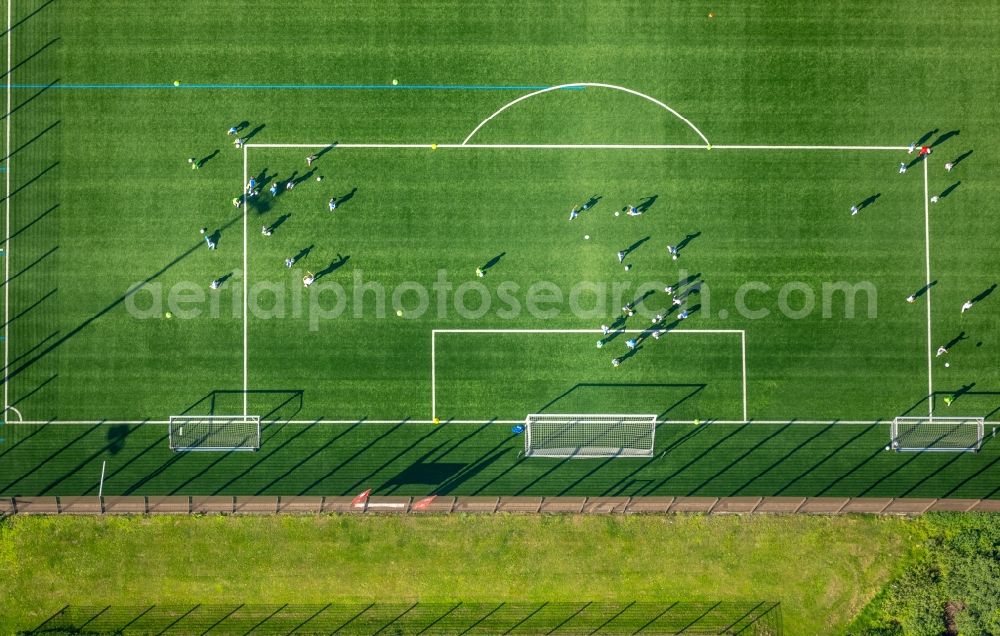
[431,328,747,423]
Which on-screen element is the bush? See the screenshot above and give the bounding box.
[851,513,1000,635]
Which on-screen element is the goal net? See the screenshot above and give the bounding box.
[524,414,656,458]
[890,417,984,453]
[168,415,261,452]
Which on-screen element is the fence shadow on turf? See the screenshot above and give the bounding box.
[27,602,783,635]
[2,213,243,385]
[179,389,304,422]
[534,382,707,419]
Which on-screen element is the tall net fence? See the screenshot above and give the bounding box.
[525,414,657,458]
[28,602,782,635]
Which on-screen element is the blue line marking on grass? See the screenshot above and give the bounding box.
[10,83,586,91]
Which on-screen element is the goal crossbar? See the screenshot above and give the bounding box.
[168,415,261,452]
[525,413,656,458]
[890,417,984,453]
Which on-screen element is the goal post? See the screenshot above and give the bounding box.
[524,413,656,458]
[890,417,984,453]
[168,415,261,452]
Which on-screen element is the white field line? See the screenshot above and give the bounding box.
[924,156,933,416]
[432,328,746,422]
[13,419,904,426]
[459,83,713,147]
[247,142,909,151]
[740,331,748,422]
[3,0,11,414]
[430,330,436,419]
[242,145,248,418]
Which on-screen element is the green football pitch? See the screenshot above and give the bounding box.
[1,0,998,498]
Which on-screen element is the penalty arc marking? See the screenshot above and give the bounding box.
[460,83,712,147]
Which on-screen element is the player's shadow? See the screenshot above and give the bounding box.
[196,149,219,168]
[972,283,997,304]
[317,254,350,279]
[931,129,960,148]
[213,272,234,287]
[480,251,505,274]
[315,142,338,160]
[292,245,314,263]
[242,123,266,142]
[333,187,358,207]
[911,279,937,299]
[855,193,881,210]
[943,331,968,350]
[950,149,973,168]
[622,236,650,257]
[916,128,939,146]
[267,213,290,233]
[581,194,601,210]
[636,194,658,213]
[936,181,961,199]
[676,231,701,254]
[293,168,316,186]
[206,229,222,247]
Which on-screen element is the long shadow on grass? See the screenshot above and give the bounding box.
[0,422,101,493]
[0,202,58,247]
[4,330,58,371]
[534,382,706,417]
[101,430,170,495]
[1,287,55,328]
[724,422,836,495]
[1,119,58,162]
[382,422,497,494]
[773,423,877,495]
[0,37,59,82]
[1,79,59,121]
[1,0,58,37]
[38,420,153,495]
[338,421,448,495]
[0,244,57,287]
[684,425,789,496]
[634,424,747,496]
[598,424,710,496]
[10,372,56,408]
[212,419,352,495]
[2,213,242,386]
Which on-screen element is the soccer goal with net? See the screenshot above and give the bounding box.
[524,414,657,458]
[168,415,261,452]
[890,417,985,453]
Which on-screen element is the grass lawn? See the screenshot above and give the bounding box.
[0,513,919,635]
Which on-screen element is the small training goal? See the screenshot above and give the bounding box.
[524,413,657,458]
[168,415,261,452]
[889,417,984,453]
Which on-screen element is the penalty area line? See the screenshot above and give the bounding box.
[247,143,910,151]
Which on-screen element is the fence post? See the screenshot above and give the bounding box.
[56,496,62,514]
[11,496,16,514]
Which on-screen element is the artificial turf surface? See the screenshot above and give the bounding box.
[1,0,999,496]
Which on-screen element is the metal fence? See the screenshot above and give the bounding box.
[3,495,999,516]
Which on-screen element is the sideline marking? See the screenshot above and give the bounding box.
[8,83,581,91]
[924,156,933,416]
